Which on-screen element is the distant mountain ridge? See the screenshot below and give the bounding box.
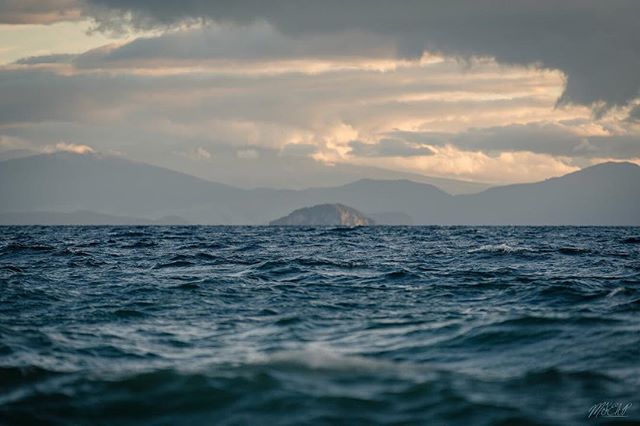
[270,204,375,226]
[0,210,189,225]
[449,161,640,225]
[2,148,489,194]
[1,153,638,225]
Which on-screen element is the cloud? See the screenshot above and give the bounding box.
[15,54,77,65]
[2,1,639,109]
[349,139,433,157]
[280,143,317,157]
[0,56,568,132]
[388,122,640,159]
[44,142,95,154]
[77,0,640,109]
[1,41,638,184]
[236,148,259,159]
[0,0,82,24]
[0,68,143,125]
[4,2,638,109]
[194,146,211,160]
[627,105,640,122]
[0,135,29,149]
[69,23,396,68]
[346,143,580,184]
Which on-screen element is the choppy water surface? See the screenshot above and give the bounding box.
[1,226,639,425]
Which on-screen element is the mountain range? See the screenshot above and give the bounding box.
[1,152,638,225]
[0,148,489,195]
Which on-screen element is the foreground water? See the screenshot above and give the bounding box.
[0,226,638,425]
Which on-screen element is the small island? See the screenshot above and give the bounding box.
[269,203,376,226]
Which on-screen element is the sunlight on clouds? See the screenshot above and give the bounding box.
[588,157,640,167]
[44,142,95,154]
[0,0,82,25]
[325,124,359,153]
[0,135,31,150]
[1,19,638,185]
[84,58,416,76]
[347,145,578,184]
[0,18,164,65]
[0,21,111,64]
[1,137,96,156]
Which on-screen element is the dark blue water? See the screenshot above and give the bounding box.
[1,226,638,425]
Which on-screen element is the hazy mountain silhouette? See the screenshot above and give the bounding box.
[0,153,453,224]
[0,210,189,225]
[450,161,640,225]
[2,148,489,194]
[1,153,638,225]
[174,153,491,194]
[0,153,245,223]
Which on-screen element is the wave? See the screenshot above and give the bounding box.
[621,236,640,244]
[557,246,590,255]
[109,230,149,238]
[320,226,365,235]
[248,345,406,373]
[1,242,55,254]
[0,358,630,426]
[152,260,196,269]
[123,240,157,248]
[0,265,24,273]
[173,282,200,290]
[468,243,533,254]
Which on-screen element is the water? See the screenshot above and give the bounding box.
[1,226,638,425]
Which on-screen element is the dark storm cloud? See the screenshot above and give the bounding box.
[3,1,638,108]
[77,0,640,109]
[70,24,394,67]
[349,139,434,158]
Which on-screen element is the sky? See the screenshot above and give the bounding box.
[1,0,639,186]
